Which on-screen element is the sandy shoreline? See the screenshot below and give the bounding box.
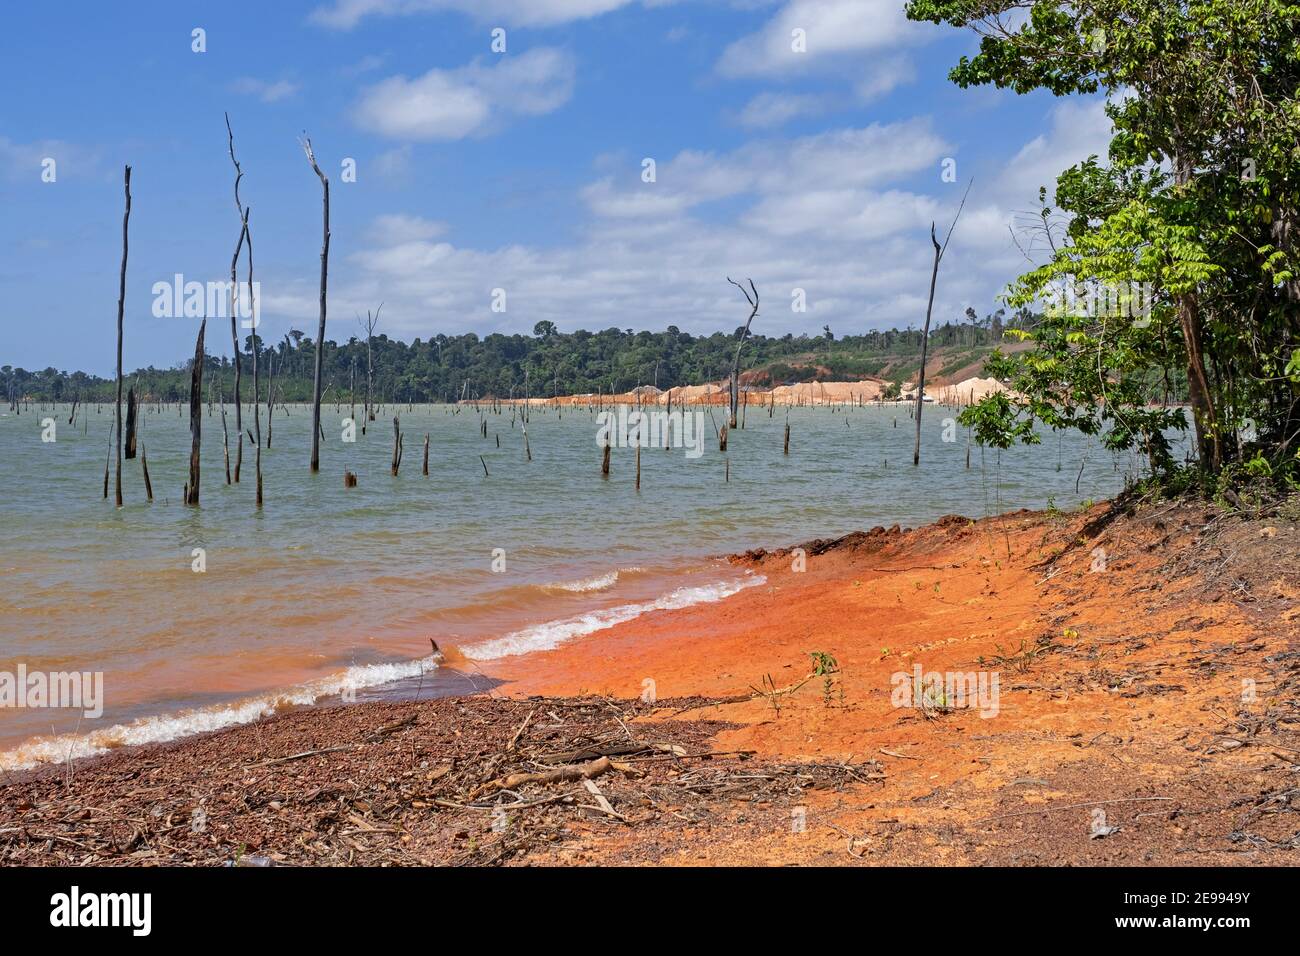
[2,500,1297,865]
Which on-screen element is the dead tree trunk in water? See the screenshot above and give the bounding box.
[140,441,154,502]
[391,416,403,476]
[225,113,248,484]
[913,180,970,467]
[103,424,113,499]
[114,165,131,507]
[185,320,206,506]
[124,387,137,459]
[265,353,273,449]
[301,136,330,473]
[360,306,381,433]
[725,277,759,429]
[220,395,231,485]
[245,206,262,508]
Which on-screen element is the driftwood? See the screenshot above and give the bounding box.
[184,320,206,506]
[469,756,616,800]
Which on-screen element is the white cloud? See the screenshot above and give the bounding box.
[258,106,1113,346]
[312,0,642,30]
[373,145,414,180]
[717,0,927,79]
[734,91,826,129]
[997,98,1113,206]
[854,54,914,101]
[253,117,998,341]
[231,78,301,103]
[340,54,388,77]
[367,213,448,244]
[744,188,941,241]
[0,137,101,182]
[352,48,575,141]
[582,119,951,220]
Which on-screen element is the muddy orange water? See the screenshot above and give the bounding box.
[0,401,1163,768]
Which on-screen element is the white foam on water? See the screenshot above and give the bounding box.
[0,654,442,772]
[0,571,765,770]
[543,571,620,592]
[464,573,765,661]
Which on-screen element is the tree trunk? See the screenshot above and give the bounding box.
[114,165,131,508]
[124,387,137,459]
[266,354,273,448]
[1173,156,1220,471]
[913,225,941,467]
[186,320,206,506]
[726,279,759,429]
[303,138,330,472]
[229,219,246,484]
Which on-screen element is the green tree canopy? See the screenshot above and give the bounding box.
[907,0,1300,484]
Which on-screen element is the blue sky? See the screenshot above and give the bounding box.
[1,0,1112,375]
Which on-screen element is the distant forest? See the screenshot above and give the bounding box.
[9,309,1035,404]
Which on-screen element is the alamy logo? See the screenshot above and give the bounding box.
[1042,279,1152,322]
[0,665,103,718]
[50,887,151,936]
[890,663,1000,718]
[151,273,260,328]
[595,408,705,459]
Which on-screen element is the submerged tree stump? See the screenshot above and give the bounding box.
[185,319,206,506]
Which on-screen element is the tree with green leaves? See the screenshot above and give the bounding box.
[907,0,1300,485]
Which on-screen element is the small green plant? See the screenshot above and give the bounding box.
[809,651,839,707]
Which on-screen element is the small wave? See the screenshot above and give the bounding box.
[0,654,442,772]
[543,571,620,593]
[464,573,765,661]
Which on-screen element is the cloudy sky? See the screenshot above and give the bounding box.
[1,0,1112,374]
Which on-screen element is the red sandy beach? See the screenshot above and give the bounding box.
[1,500,1297,865]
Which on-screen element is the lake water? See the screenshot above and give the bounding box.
[0,398,1163,768]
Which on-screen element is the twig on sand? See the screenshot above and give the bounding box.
[507,708,535,752]
[248,745,354,768]
[880,748,920,760]
[581,778,627,822]
[975,796,1175,824]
